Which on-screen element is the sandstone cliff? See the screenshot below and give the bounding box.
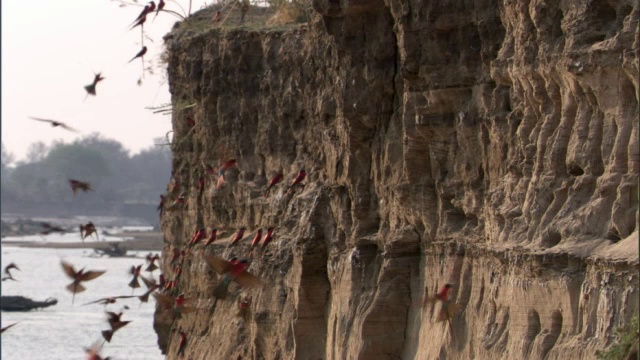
[155,1,639,359]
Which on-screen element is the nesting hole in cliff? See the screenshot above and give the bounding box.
[541,230,562,248]
[541,310,563,359]
[567,163,585,176]
[605,228,621,243]
[523,309,541,356]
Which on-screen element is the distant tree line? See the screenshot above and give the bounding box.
[1,134,171,205]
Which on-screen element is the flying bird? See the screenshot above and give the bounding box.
[40,222,66,235]
[204,255,262,299]
[84,341,110,360]
[424,283,461,327]
[128,46,147,63]
[79,222,99,242]
[2,263,20,281]
[29,117,78,132]
[145,253,160,272]
[84,72,105,97]
[82,295,137,307]
[128,265,143,293]
[264,172,283,197]
[154,293,198,320]
[61,260,106,304]
[69,179,93,195]
[218,159,237,177]
[102,311,131,343]
[0,322,18,334]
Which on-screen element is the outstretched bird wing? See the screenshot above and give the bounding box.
[79,270,106,282]
[0,322,19,333]
[203,254,232,275]
[234,271,263,289]
[28,116,55,124]
[61,261,77,279]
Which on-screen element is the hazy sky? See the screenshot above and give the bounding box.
[2,0,209,162]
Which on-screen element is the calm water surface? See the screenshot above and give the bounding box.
[1,243,164,360]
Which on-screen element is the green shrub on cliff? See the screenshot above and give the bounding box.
[596,314,639,360]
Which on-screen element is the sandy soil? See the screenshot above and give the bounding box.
[1,231,165,251]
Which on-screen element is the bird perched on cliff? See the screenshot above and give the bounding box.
[211,10,222,23]
[229,227,247,246]
[128,46,147,63]
[176,330,188,357]
[157,195,165,218]
[153,0,165,20]
[264,172,283,197]
[249,229,263,249]
[0,322,19,334]
[40,222,66,235]
[218,159,238,177]
[79,222,99,242]
[204,254,262,299]
[204,228,218,246]
[84,72,105,98]
[286,169,306,193]
[154,293,198,320]
[128,265,143,293]
[82,295,136,307]
[69,179,93,196]
[188,228,207,247]
[29,117,78,133]
[166,194,187,211]
[61,260,106,304]
[101,311,131,343]
[261,227,276,249]
[2,263,20,282]
[236,295,251,318]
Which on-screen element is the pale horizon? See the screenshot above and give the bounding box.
[2,0,211,162]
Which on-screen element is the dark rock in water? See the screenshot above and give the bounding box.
[1,295,58,312]
[93,243,128,257]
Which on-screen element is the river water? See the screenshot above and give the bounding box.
[1,231,165,360]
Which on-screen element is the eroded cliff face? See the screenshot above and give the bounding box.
[156,1,639,359]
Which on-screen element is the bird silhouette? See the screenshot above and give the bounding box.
[82,295,137,307]
[128,265,143,294]
[29,117,78,133]
[69,179,93,195]
[61,260,106,304]
[79,222,99,242]
[84,72,104,98]
[264,172,283,197]
[287,169,306,192]
[153,0,165,20]
[145,253,160,272]
[204,255,262,299]
[128,46,147,63]
[2,263,20,282]
[101,311,131,343]
[0,322,19,334]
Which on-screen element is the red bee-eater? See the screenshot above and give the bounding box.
[250,229,263,249]
[186,117,195,127]
[237,296,251,317]
[2,262,20,282]
[82,295,136,307]
[102,311,131,343]
[128,46,147,63]
[177,330,188,357]
[69,179,93,195]
[424,283,461,325]
[204,228,218,246]
[137,285,159,305]
[84,72,104,97]
[174,265,182,279]
[204,255,262,299]
[170,248,181,265]
[230,227,246,245]
[29,117,78,133]
[167,195,186,211]
[261,227,275,249]
[157,195,165,217]
[61,260,106,304]
[154,293,197,319]
[0,322,18,334]
[146,253,160,272]
[212,10,222,22]
[287,169,306,192]
[132,2,153,24]
[153,0,165,20]
[218,159,237,177]
[79,222,99,242]
[128,265,143,293]
[188,228,206,247]
[40,222,66,235]
[84,341,110,360]
[264,172,283,197]
[198,176,205,194]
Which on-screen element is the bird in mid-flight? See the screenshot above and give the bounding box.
[29,117,78,133]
